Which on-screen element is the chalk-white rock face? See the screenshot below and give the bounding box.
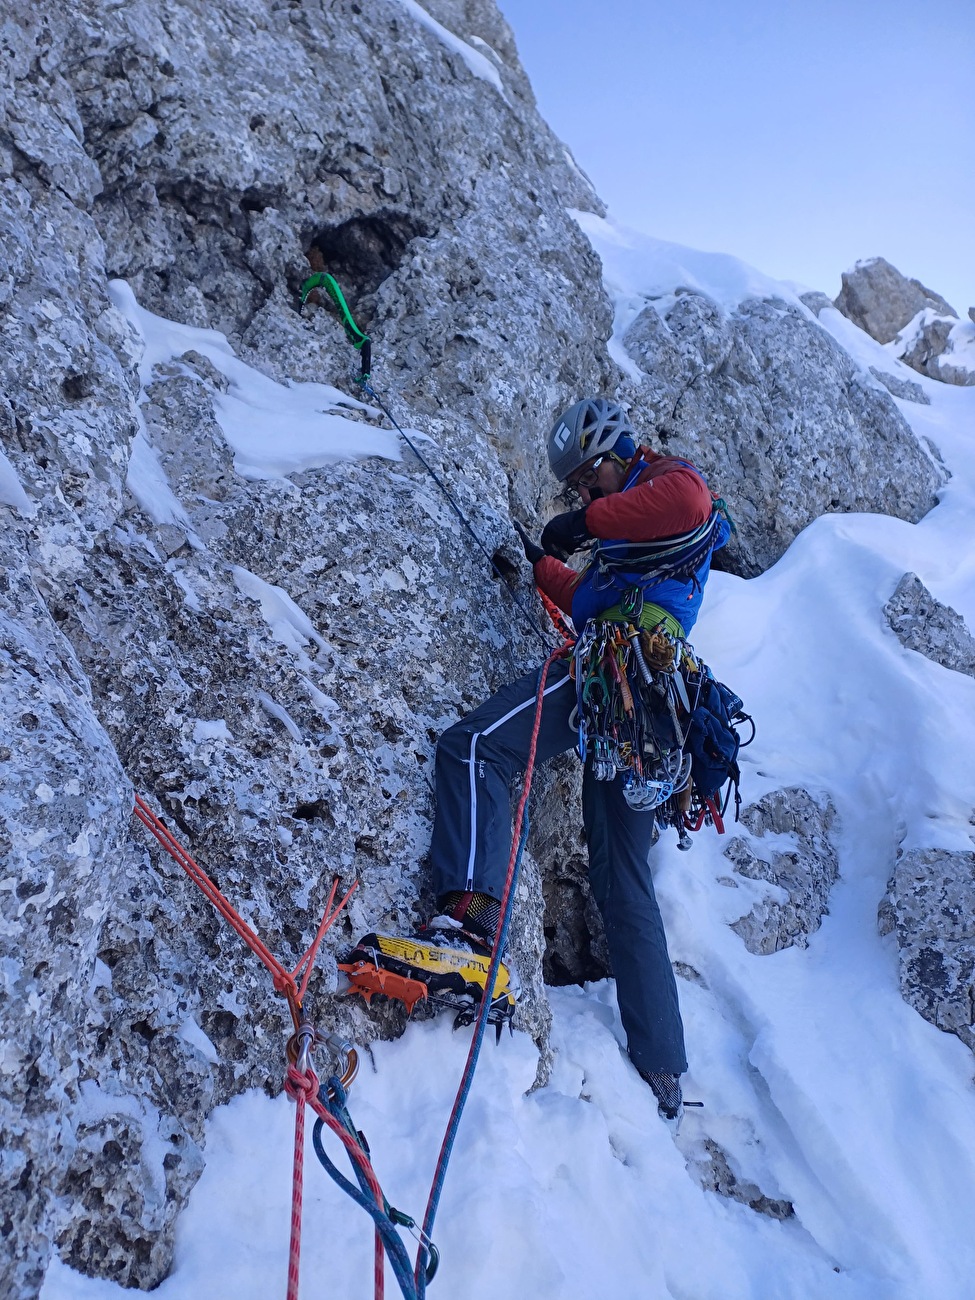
[834,256,958,344]
[0,1,950,1293]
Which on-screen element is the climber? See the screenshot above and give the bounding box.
[342,397,730,1120]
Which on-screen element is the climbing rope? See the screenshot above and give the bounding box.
[284,1061,392,1300]
[310,1075,436,1299]
[133,795,355,1021]
[413,638,570,1295]
[301,271,554,650]
[132,797,404,1300]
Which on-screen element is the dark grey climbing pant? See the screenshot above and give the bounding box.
[430,660,687,1075]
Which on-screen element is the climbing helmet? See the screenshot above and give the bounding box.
[547,397,637,482]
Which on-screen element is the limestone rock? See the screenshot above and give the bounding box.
[866,367,930,404]
[724,789,839,955]
[0,0,949,1292]
[621,294,939,575]
[884,573,975,677]
[798,290,835,316]
[800,292,930,404]
[891,311,975,388]
[880,849,975,1053]
[834,257,957,344]
[686,1138,794,1220]
[0,555,133,1297]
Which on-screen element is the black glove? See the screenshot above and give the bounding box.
[513,519,545,565]
[541,508,592,560]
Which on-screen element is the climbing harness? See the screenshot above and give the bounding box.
[300,272,552,649]
[133,796,433,1300]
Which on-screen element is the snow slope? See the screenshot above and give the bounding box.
[44,239,975,1300]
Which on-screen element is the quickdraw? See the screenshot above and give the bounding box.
[572,612,752,845]
[300,272,372,383]
[302,268,553,649]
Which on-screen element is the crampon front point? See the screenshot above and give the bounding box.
[339,932,516,1039]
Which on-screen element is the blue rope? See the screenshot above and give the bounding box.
[361,380,552,649]
[311,1080,421,1300]
[414,811,532,1298]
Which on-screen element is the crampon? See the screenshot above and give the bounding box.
[339,932,516,1041]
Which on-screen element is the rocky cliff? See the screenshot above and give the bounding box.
[0,1,949,1294]
[833,257,975,387]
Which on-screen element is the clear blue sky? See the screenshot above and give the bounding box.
[497,0,975,314]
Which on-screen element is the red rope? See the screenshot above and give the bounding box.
[132,795,366,1300]
[537,588,576,645]
[286,1070,308,1300]
[415,641,568,1288]
[133,795,357,1014]
[284,1064,387,1299]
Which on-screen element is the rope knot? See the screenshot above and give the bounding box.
[284,1062,319,1103]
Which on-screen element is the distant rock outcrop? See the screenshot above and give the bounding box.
[834,257,957,344]
[890,311,975,388]
[833,258,975,387]
[880,850,975,1054]
[884,573,975,678]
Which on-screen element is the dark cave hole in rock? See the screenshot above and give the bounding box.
[62,373,95,402]
[293,798,335,825]
[490,550,519,582]
[305,211,431,310]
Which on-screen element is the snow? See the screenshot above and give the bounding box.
[232,566,328,660]
[570,209,809,380]
[0,446,34,515]
[191,719,233,744]
[392,0,508,99]
[178,1017,220,1066]
[943,318,975,376]
[44,256,975,1299]
[108,280,400,485]
[126,423,195,534]
[255,690,305,744]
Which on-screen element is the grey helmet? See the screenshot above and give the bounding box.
[546,397,638,482]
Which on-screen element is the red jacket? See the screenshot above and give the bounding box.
[534,449,714,614]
